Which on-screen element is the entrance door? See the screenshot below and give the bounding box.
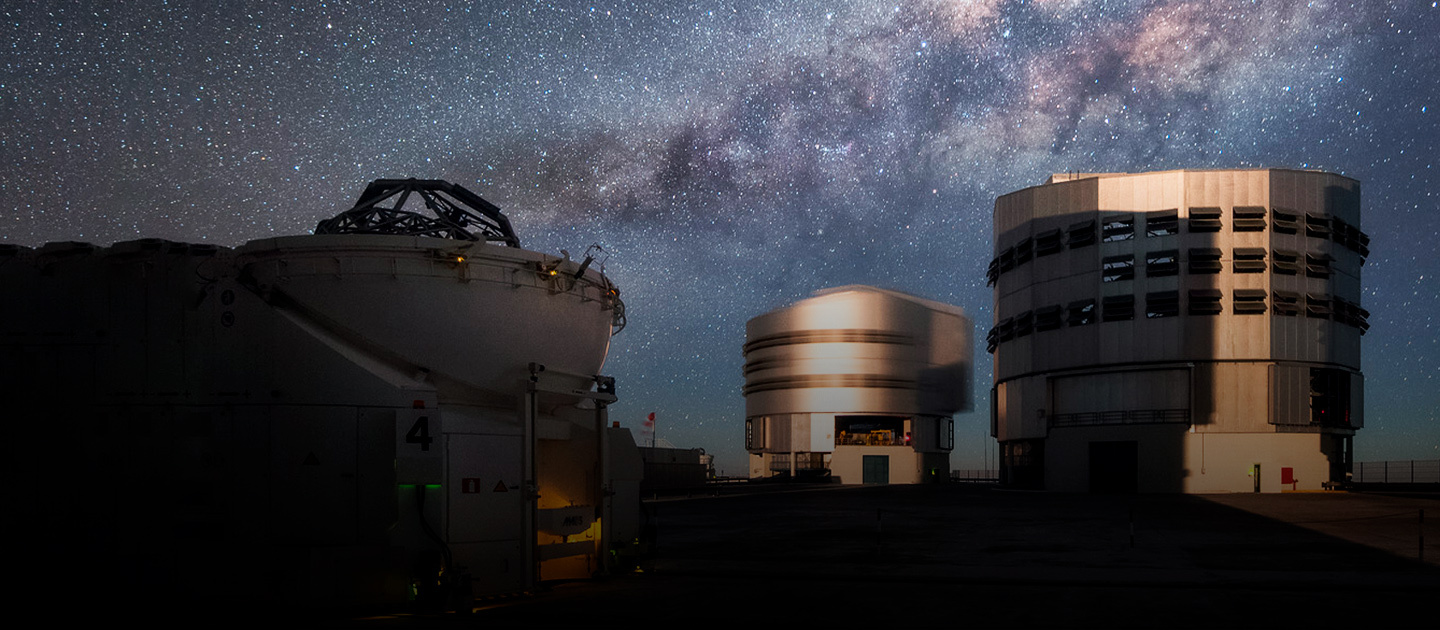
[1088,441,1138,494]
[862,455,889,485]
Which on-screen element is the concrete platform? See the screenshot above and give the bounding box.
[356,484,1438,626]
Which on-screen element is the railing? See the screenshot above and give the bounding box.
[1352,460,1440,484]
[768,453,827,472]
[950,469,999,482]
[1050,408,1190,428]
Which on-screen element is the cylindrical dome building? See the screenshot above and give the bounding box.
[744,286,973,484]
[988,169,1368,493]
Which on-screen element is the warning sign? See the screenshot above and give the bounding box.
[493,481,508,493]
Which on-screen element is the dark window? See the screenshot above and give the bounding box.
[1188,247,1222,274]
[1233,289,1267,315]
[1272,249,1300,275]
[1332,297,1371,333]
[1273,290,1301,316]
[746,417,765,449]
[1035,229,1063,257]
[1234,248,1267,273]
[938,417,955,450]
[1103,254,1135,282]
[1309,369,1353,427]
[1332,218,1369,257]
[1067,299,1096,326]
[1015,237,1034,265]
[1014,310,1034,337]
[1034,305,1064,331]
[997,317,1015,341]
[1272,207,1300,234]
[986,258,999,286]
[985,326,998,353]
[1306,294,1331,319]
[1233,206,1267,231]
[1146,211,1179,236]
[1146,291,1179,319]
[1068,220,1097,248]
[1305,214,1331,239]
[1189,207,1222,232]
[1305,253,1332,278]
[999,246,1015,272]
[1102,215,1135,242]
[1189,289,1223,315]
[1102,294,1135,321]
[1145,249,1178,277]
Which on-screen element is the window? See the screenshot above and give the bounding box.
[938,417,955,451]
[999,246,1016,272]
[1272,207,1300,234]
[1234,248,1267,273]
[1035,229,1063,257]
[1189,247,1222,274]
[1067,299,1096,326]
[1102,215,1134,242]
[1305,214,1331,239]
[1272,249,1300,275]
[1146,291,1179,318]
[1189,207,1222,232]
[1272,290,1301,316]
[1309,368,1353,427]
[836,415,908,446]
[1233,206,1267,231]
[985,326,998,353]
[1146,211,1179,236]
[986,258,999,286]
[746,417,765,449]
[1233,289,1267,315]
[1068,220,1097,248]
[1015,237,1033,265]
[1306,294,1331,319]
[1102,254,1135,282]
[1034,305,1064,331]
[997,317,1015,341]
[1146,249,1178,277]
[1332,218,1370,257]
[1189,289,1223,315]
[1332,297,1371,333]
[1102,294,1135,321]
[1305,253,1332,278]
[1014,310,1034,337]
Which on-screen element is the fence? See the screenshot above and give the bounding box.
[951,469,999,482]
[1352,459,1440,484]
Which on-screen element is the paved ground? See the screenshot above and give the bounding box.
[355,484,1439,627]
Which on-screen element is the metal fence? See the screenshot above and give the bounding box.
[951,469,999,482]
[1352,459,1440,484]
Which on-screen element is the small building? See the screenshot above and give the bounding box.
[743,286,973,484]
[988,169,1367,493]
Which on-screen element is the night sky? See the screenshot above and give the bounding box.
[4,1,1436,475]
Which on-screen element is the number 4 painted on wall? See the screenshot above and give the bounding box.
[406,416,434,451]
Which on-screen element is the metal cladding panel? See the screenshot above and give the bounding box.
[744,286,972,421]
[239,235,618,397]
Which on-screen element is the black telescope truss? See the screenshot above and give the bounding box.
[315,178,521,247]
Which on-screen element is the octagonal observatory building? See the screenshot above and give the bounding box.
[744,286,973,484]
[988,169,1368,493]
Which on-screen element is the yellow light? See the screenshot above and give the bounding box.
[548,269,558,276]
[455,256,466,263]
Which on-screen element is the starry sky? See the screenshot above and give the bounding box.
[4,1,1437,475]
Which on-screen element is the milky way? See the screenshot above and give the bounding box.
[4,1,1437,473]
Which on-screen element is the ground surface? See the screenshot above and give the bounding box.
[352,485,1438,627]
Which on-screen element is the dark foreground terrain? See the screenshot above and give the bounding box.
[362,484,1438,627]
